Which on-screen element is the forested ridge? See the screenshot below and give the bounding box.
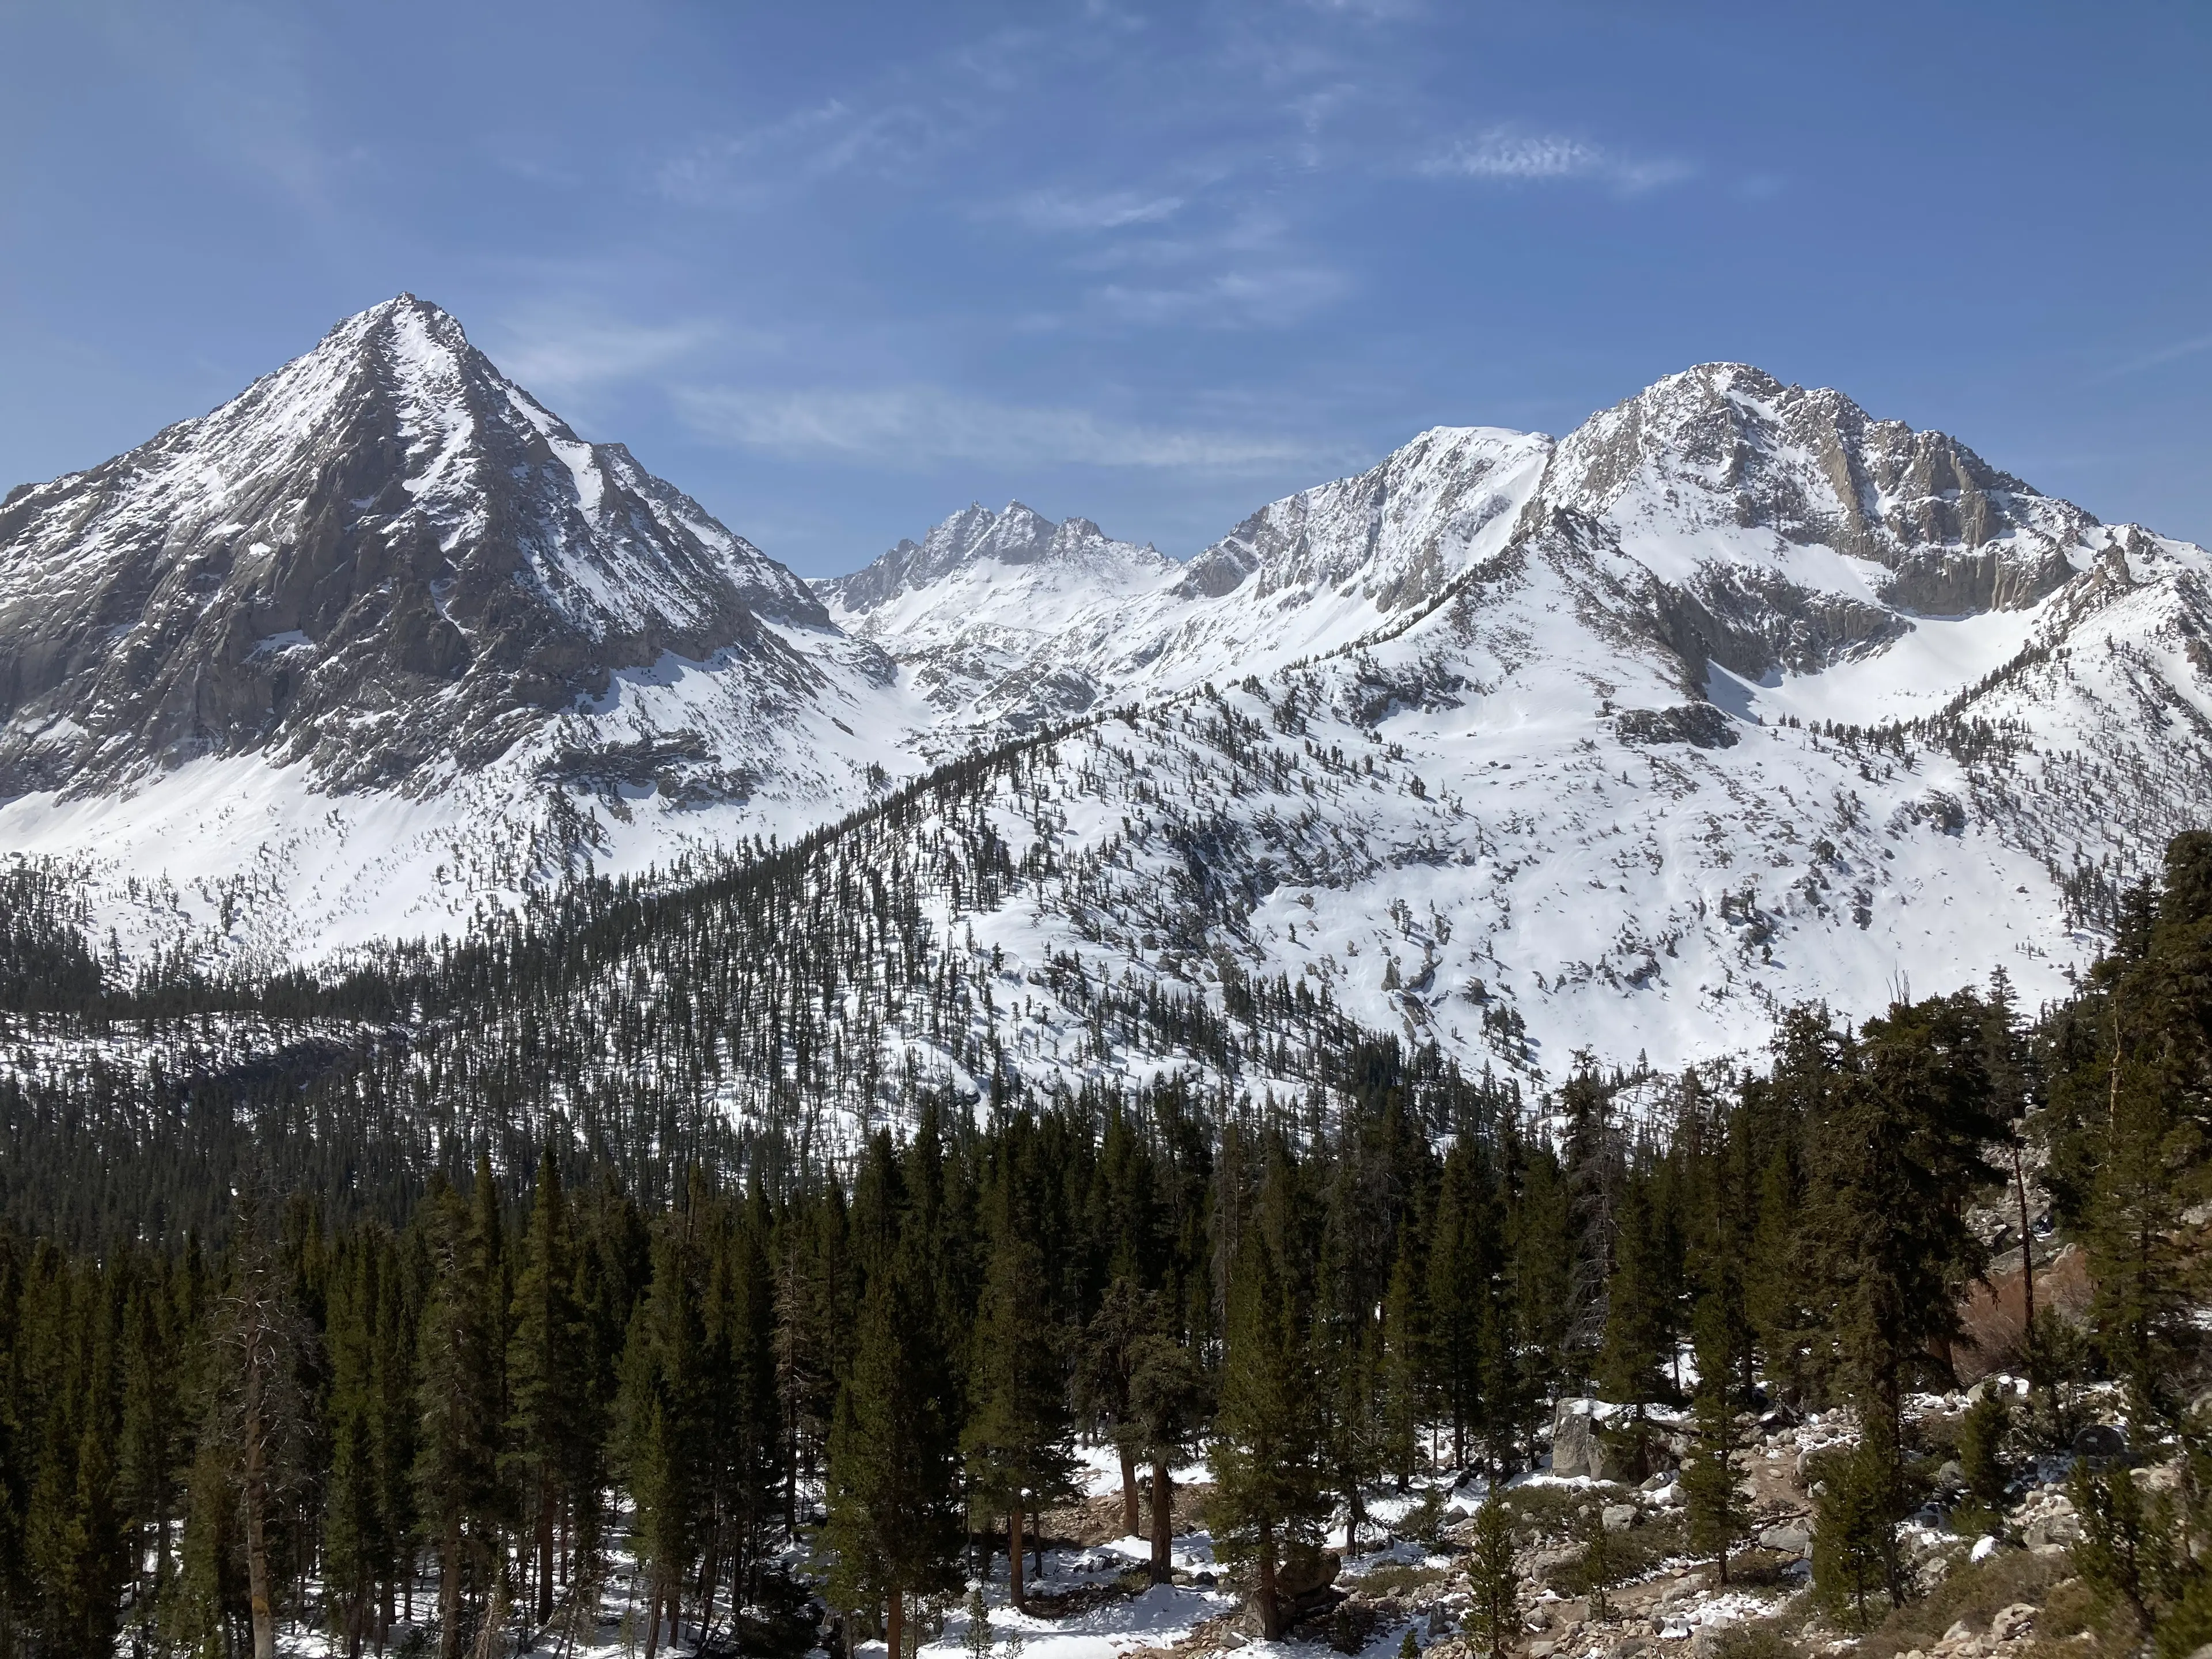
[3,794,2212,1657]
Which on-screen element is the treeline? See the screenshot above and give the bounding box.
[6,832,2212,1657]
[0,966,2071,1658]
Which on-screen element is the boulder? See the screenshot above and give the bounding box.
[1603,1505,1639,1532]
[1756,1525,1810,1558]
[1552,1400,1601,1478]
[1277,1541,1341,1600]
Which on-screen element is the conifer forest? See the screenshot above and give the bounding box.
[4,794,2212,1659]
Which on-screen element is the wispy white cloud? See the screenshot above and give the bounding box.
[491,309,725,398]
[1092,266,1346,330]
[676,384,1325,473]
[1001,188,1187,233]
[1418,127,1692,192]
[657,99,968,206]
[2100,329,2212,380]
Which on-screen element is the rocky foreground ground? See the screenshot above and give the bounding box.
[1007,1381,2140,1659]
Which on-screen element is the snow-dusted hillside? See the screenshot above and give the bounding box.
[798,364,2212,1081]
[5,311,2209,1078]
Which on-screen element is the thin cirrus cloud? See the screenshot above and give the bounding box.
[2099,329,2212,380]
[657,99,969,206]
[676,384,1326,474]
[1001,188,1188,233]
[490,311,726,398]
[1090,266,1347,330]
[1418,127,1692,192]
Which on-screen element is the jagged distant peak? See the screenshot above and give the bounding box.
[822,498,1168,615]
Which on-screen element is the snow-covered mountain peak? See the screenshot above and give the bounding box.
[821,499,1172,619]
[1546,362,2092,623]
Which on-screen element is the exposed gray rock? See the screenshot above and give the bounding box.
[1615,704,1739,749]
[1756,1525,1810,1558]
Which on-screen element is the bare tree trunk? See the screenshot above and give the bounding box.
[1256,1522,1282,1641]
[536,1483,557,1627]
[244,1401,276,1659]
[1149,1457,1173,1584]
[1008,1499,1025,1611]
[1119,1446,1139,1539]
[696,1524,721,1643]
[886,1589,905,1659]
[438,1518,464,1659]
[2013,1141,2039,1384]
[642,1578,664,1659]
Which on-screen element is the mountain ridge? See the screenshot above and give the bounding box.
[4,299,2209,1081]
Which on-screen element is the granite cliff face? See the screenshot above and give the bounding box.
[0,295,844,798]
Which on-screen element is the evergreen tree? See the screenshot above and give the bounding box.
[1464,1498,1518,1659]
[1206,1225,1325,1639]
[1128,1315,1207,1585]
[823,1228,963,1659]
[963,1225,1075,1609]
[1803,994,2003,1605]
[1678,1296,1748,1586]
[412,1177,503,1659]
[618,1220,708,1659]
[505,1147,583,1628]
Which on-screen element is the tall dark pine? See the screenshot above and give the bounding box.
[1206,1227,1325,1640]
[412,1177,504,1659]
[1805,995,2002,1607]
[823,1230,963,1659]
[506,1149,584,1628]
[964,1228,1077,1609]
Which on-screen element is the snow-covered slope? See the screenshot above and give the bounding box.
[8,319,2210,1079]
[0,295,915,960]
[800,365,2212,1082]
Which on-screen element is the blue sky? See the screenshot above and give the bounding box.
[3,1,2207,576]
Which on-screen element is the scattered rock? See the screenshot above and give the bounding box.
[1989,1604,2037,1643]
[1603,1505,1639,1532]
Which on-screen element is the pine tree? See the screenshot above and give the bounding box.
[1076,1276,1149,1540]
[619,1221,708,1659]
[963,1225,1075,1609]
[1464,1498,1518,1659]
[1803,994,2003,1606]
[209,1199,310,1659]
[823,1228,963,1659]
[505,1147,582,1628]
[324,1241,385,1658]
[1128,1316,1207,1585]
[412,1177,503,1659]
[1679,1297,1748,1586]
[1425,1139,1494,1470]
[1206,1225,1325,1639]
[1811,1434,1895,1628]
[1378,1231,1427,1489]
